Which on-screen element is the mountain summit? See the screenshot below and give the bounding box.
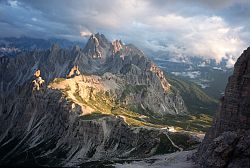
[83,33,110,59]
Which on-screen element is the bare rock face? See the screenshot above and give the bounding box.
[66,65,80,78]
[34,69,41,78]
[194,47,250,168]
[32,70,45,91]
[111,40,123,55]
[83,33,110,59]
[150,63,170,92]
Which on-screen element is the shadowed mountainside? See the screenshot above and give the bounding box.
[194,47,250,168]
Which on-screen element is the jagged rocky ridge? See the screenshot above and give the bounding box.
[194,47,250,168]
[0,33,186,116]
[0,34,193,166]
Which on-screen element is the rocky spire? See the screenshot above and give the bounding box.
[150,63,171,92]
[194,47,250,168]
[32,69,45,91]
[83,33,110,59]
[111,40,123,55]
[66,65,80,78]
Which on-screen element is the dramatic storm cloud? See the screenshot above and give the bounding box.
[1,0,250,66]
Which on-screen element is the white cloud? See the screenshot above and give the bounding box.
[80,30,92,37]
[8,0,18,7]
[138,14,247,64]
[226,58,236,68]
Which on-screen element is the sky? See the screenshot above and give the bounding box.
[1,0,250,67]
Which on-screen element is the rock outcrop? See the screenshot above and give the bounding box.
[32,70,45,91]
[83,33,110,59]
[66,65,80,78]
[194,47,250,167]
[111,40,123,55]
[150,63,171,92]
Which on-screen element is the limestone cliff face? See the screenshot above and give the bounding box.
[66,65,80,78]
[195,47,250,168]
[118,63,185,115]
[83,33,110,59]
[111,40,123,55]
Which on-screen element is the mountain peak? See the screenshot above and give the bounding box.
[89,33,110,46]
[83,33,110,59]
